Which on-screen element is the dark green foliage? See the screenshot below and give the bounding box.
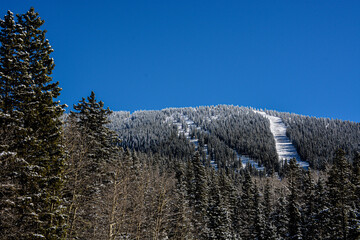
[207,169,231,239]
[301,169,316,240]
[287,158,302,239]
[327,149,355,239]
[190,152,210,239]
[0,8,65,239]
[239,171,256,239]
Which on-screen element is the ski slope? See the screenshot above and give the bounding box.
[254,110,309,169]
[170,114,266,171]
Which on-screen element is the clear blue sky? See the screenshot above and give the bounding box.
[2,0,360,121]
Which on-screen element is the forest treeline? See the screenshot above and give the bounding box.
[1,8,360,240]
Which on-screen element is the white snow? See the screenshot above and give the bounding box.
[236,151,265,171]
[254,110,309,169]
[170,114,218,169]
[169,114,265,171]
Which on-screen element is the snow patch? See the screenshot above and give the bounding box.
[254,110,309,169]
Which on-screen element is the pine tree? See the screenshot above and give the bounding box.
[301,169,316,240]
[1,8,66,239]
[218,170,239,239]
[0,10,24,239]
[273,196,289,240]
[239,171,256,239]
[348,152,360,239]
[327,149,354,239]
[190,151,210,239]
[207,169,231,240]
[313,177,331,239]
[263,178,277,240]
[254,181,265,240]
[287,158,302,240]
[169,161,192,239]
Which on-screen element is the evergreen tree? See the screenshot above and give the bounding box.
[263,178,277,240]
[218,170,239,239]
[0,10,24,239]
[254,181,265,240]
[207,169,231,240]
[0,8,65,239]
[313,177,331,240]
[287,158,302,240]
[190,151,210,239]
[169,161,192,239]
[239,171,256,239]
[348,152,360,239]
[327,149,354,239]
[302,169,316,240]
[273,196,289,240]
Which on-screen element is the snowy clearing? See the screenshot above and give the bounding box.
[254,110,309,169]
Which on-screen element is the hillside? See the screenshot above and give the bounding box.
[108,105,360,173]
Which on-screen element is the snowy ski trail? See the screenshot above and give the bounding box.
[169,114,264,171]
[254,110,309,169]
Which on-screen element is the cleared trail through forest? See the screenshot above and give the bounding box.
[171,114,264,171]
[254,110,309,169]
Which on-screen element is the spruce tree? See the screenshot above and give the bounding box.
[254,181,265,240]
[190,151,210,239]
[313,177,331,239]
[263,178,277,240]
[287,158,302,240]
[207,169,231,240]
[301,169,316,240]
[239,171,256,239]
[1,8,66,239]
[327,149,353,239]
[169,161,192,239]
[348,152,360,239]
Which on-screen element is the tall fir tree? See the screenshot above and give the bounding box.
[263,178,277,240]
[327,149,354,240]
[190,151,210,239]
[287,158,302,240]
[239,171,256,239]
[0,8,66,239]
[207,169,231,240]
[301,169,316,240]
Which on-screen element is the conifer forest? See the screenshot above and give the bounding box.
[1,8,360,240]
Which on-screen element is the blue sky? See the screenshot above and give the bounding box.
[2,0,360,121]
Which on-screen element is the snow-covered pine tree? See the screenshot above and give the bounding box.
[1,8,66,239]
[313,177,331,239]
[254,181,265,240]
[190,151,210,239]
[169,161,193,239]
[207,169,232,240]
[301,169,316,240]
[348,152,360,239]
[287,158,302,240]
[239,171,256,239]
[0,10,25,238]
[327,149,354,239]
[262,178,277,240]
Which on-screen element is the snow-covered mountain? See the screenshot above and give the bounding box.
[108,105,360,173]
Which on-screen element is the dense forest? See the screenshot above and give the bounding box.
[1,8,360,240]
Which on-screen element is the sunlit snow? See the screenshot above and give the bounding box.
[254,110,309,169]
